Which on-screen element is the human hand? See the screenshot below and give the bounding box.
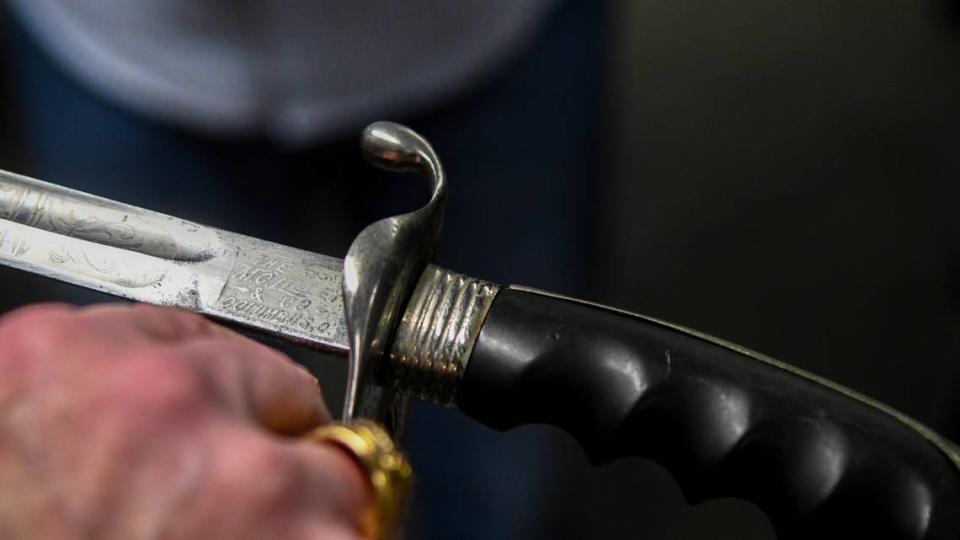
[0,303,370,539]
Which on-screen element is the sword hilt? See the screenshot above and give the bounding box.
[390,281,960,538]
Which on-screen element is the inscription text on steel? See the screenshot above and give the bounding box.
[217,250,344,343]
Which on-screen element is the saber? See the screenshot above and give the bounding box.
[0,122,958,538]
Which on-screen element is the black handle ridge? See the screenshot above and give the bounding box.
[457,289,960,539]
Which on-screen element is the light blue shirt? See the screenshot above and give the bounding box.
[10,0,555,144]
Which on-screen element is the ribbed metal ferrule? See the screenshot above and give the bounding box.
[388,265,500,406]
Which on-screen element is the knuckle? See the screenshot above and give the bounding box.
[129,303,199,325]
[130,304,216,337]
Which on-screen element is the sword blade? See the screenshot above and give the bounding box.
[0,169,349,354]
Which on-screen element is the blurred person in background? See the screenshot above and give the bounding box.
[0,1,605,538]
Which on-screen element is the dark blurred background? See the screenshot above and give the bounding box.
[592,0,960,537]
[2,1,960,538]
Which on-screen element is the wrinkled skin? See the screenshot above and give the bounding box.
[0,303,370,540]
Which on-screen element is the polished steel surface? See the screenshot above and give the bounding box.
[0,169,350,352]
[341,122,448,433]
[390,265,500,406]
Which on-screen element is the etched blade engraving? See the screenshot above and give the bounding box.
[210,237,347,349]
[0,170,217,262]
[0,219,182,298]
[0,170,350,355]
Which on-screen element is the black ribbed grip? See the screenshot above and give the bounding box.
[457,289,960,539]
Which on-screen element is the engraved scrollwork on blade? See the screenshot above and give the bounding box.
[47,210,143,249]
[0,229,30,258]
[0,181,157,251]
[47,243,166,288]
[0,172,215,262]
[49,244,121,274]
[0,183,25,220]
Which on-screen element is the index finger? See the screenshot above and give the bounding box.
[170,334,332,435]
[77,303,232,344]
[77,304,332,434]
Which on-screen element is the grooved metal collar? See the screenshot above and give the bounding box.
[389,265,500,406]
